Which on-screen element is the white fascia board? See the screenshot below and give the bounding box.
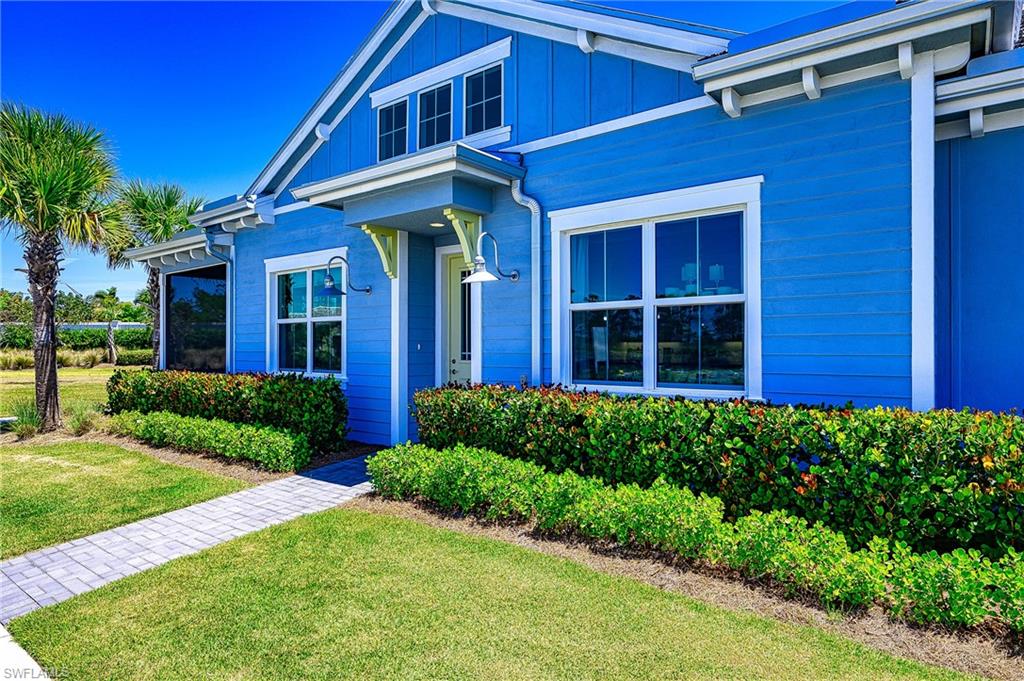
[290,144,515,205]
[370,37,511,108]
[936,66,1024,98]
[503,96,716,154]
[190,195,275,230]
[450,0,729,54]
[188,197,246,226]
[693,0,983,81]
[935,106,1024,139]
[247,1,419,197]
[124,234,209,262]
[700,8,991,93]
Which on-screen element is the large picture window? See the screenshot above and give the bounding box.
[164,264,227,372]
[270,260,345,376]
[553,178,762,399]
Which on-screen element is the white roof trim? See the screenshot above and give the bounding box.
[935,106,1024,139]
[247,0,419,196]
[934,65,1024,115]
[124,234,221,268]
[370,37,511,107]
[291,143,518,206]
[694,0,984,81]
[251,0,731,199]
[189,195,275,231]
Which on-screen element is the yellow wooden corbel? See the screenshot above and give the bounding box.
[442,208,481,268]
[360,224,399,279]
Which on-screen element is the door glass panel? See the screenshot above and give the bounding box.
[571,308,643,384]
[460,271,471,361]
[277,272,307,319]
[278,323,307,371]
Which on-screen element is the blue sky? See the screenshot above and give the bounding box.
[1,0,846,299]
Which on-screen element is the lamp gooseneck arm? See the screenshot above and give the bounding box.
[475,231,520,282]
[326,255,372,294]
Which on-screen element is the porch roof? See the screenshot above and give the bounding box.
[289,142,525,216]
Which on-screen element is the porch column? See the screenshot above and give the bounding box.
[390,230,409,444]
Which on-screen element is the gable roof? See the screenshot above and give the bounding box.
[244,0,734,202]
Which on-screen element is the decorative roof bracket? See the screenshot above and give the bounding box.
[360,224,400,279]
[442,208,482,268]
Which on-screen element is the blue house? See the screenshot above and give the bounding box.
[127,0,1024,445]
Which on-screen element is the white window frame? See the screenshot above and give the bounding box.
[415,80,454,151]
[159,260,232,372]
[550,176,763,400]
[264,247,348,380]
[376,98,409,163]
[462,62,504,138]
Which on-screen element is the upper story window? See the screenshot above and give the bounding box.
[418,83,452,149]
[378,100,407,161]
[465,64,502,136]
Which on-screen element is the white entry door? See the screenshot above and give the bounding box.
[444,253,472,383]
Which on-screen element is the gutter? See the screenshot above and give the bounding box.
[510,178,542,386]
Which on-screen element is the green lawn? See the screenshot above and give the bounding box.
[0,441,246,558]
[0,366,116,414]
[10,509,969,681]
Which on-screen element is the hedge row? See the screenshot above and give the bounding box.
[107,369,347,453]
[114,349,153,366]
[0,325,152,350]
[108,410,311,471]
[413,386,1024,557]
[368,443,1024,632]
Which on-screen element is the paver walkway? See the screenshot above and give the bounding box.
[0,456,372,623]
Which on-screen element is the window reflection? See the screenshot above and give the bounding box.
[278,323,307,371]
[569,226,642,303]
[657,304,744,388]
[571,308,643,384]
[311,267,342,317]
[655,212,743,298]
[277,272,307,319]
[165,265,226,372]
[312,321,342,372]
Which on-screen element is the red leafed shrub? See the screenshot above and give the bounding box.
[107,369,347,453]
[413,384,1024,557]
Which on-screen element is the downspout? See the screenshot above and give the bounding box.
[204,230,234,373]
[510,178,542,386]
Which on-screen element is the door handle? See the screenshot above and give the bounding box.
[451,359,456,364]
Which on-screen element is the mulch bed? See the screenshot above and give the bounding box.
[346,494,1024,681]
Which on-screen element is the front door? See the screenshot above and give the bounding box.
[444,253,472,383]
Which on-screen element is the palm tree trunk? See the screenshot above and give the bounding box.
[25,233,62,430]
[146,266,160,369]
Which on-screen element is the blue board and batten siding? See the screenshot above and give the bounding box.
[935,126,1024,411]
[528,75,914,407]
[281,13,699,201]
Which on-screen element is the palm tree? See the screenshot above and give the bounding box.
[0,103,127,430]
[114,180,202,368]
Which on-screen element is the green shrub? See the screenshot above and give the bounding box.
[114,348,153,366]
[10,400,40,439]
[414,386,1024,557]
[0,325,151,350]
[107,369,347,454]
[107,410,311,471]
[367,443,1024,632]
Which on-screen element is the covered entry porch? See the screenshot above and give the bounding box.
[290,142,535,443]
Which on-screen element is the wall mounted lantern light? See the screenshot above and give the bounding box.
[463,231,520,284]
[317,255,372,296]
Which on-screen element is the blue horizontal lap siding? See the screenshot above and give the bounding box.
[231,207,395,445]
[527,75,913,407]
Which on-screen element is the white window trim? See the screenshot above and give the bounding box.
[264,246,349,381]
[462,61,505,139]
[415,80,454,152]
[550,176,763,400]
[376,98,409,163]
[369,37,512,109]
